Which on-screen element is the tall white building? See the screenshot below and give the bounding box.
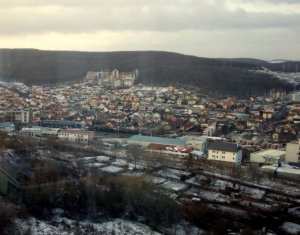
[286,141,300,164]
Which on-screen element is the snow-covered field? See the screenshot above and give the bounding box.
[251,69,300,85]
[15,218,162,235]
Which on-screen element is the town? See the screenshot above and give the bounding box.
[0,68,300,234]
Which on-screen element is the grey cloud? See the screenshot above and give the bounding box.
[247,0,300,3]
[0,0,299,36]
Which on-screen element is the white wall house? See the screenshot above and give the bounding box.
[286,141,300,164]
[208,142,242,165]
[58,129,95,143]
[4,110,32,123]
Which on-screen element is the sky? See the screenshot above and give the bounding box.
[0,0,299,60]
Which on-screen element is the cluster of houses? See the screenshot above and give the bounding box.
[0,76,300,177]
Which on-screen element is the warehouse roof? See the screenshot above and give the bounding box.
[128,135,187,146]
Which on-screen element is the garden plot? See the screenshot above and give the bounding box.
[100,166,126,174]
[239,186,266,200]
[75,157,98,164]
[160,180,189,193]
[121,171,144,177]
[208,204,248,218]
[145,176,168,185]
[288,207,300,219]
[155,168,191,181]
[75,156,109,164]
[185,175,210,186]
[95,155,111,162]
[112,159,129,168]
[239,200,272,211]
[210,179,233,191]
[128,163,145,171]
[197,189,230,203]
[85,162,107,168]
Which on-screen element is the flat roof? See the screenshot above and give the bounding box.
[251,149,285,158]
[40,120,84,125]
[208,141,241,152]
[128,135,187,146]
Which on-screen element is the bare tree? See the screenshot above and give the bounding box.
[128,144,143,170]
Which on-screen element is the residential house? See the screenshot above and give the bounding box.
[208,141,242,165]
[286,141,300,164]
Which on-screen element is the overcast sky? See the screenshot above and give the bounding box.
[0,0,299,60]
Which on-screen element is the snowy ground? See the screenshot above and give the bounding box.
[161,180,189,193]
[279,222,300,235]
[15,217,209,235]
[251,69,300,85]
[100,165,125,174]
[15,217,162,235]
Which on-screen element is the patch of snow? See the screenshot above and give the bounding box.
[100,165,125,174]
[85,162,106,168]
[95,155,111,162]
[155,168,190,180]
[145,176,168,185]
[161,180,188,192]
[15,217,161,235]
[288,207,300,219]
[280,222,300,235]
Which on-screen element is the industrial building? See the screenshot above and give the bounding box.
[36,120,85,129]
[250,149,285,165]
[127,135,187,147]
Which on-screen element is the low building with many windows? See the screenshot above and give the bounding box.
[208,141,242,165]
[20,126,60,137]
[58,129,95,143]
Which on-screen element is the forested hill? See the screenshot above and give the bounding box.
[0,49,293,97]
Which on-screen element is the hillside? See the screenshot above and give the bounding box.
[221,58,300,72]
[0,49,293,97]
